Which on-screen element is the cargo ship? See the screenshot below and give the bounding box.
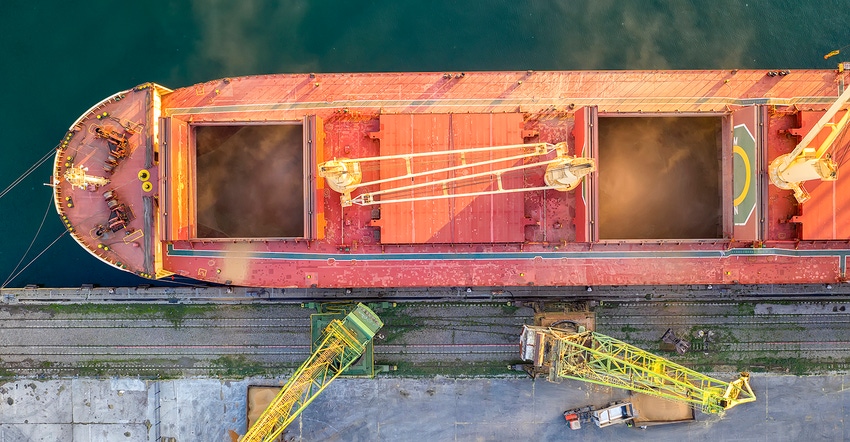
[51,69,850,288]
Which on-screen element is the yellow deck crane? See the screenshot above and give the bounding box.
[769,86,850,203]
[241,303,383,442]
[520,325,755,415]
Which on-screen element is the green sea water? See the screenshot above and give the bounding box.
[0,0,847,287]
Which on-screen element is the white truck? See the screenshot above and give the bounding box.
[564,394,696,430]
[563,402,636,430]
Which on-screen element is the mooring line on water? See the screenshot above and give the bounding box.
[0,148,55,200]
[1,229,68,289]
[2,193,55,288]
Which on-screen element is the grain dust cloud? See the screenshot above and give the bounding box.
[196,125,305,238]
[598,117,722,240]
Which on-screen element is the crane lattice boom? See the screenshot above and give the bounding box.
[520,325,755,415]
[242,304,383,442]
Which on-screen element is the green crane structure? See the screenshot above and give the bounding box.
[520,325,755,415]
[242,303,383,442]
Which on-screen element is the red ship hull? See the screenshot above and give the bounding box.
[53,70,850,287]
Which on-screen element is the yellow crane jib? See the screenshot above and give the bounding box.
[317,142,596,207]
[769,86,850,203]
[241,304,383,442]
[519,325,756,415]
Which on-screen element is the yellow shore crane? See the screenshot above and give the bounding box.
[520,325,755,415]
[241,303,383,442]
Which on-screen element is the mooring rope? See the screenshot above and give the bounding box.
[0,148,55,200]
[1,229,68,289]
[2,193,55,288]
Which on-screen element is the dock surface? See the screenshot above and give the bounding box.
[0,375,845,441]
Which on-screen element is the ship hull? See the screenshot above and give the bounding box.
[53,70,850,287]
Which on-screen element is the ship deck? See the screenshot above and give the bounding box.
[52,85,161,278]
[53,70,850,287]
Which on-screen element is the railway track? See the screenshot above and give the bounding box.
[1,298,848,379]
[601,314,850,327]
[0,303,530,378]
[0,317,312,329]
[6,283,850,305]
[594,300,850,374]
[0,343,518,359]
[0,344,313,357]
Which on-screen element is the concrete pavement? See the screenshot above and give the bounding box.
[0,374,845,441]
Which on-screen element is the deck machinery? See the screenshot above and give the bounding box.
[520,325,756,415]
[242,303,383,442]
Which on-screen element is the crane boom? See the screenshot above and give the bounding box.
[769,86,850,203]
[242,304,383,442]
[520,326,755,415]
[318,142,595,206]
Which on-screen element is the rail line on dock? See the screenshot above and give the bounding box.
[5,283,850,305]
[0,297,848,378]
[594,299,850,373]
[0,303,525,378]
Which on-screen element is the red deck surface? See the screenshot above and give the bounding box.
[52,70,850,287]
[52,85,159,277]
[790,110,850,240]
[371,113,526,243]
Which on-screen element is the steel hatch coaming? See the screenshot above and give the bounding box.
[161,116,192,242]
[161,115,325,242]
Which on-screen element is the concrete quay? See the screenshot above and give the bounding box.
[0,374,846,441]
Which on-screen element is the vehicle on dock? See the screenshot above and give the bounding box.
[564,401,636,430]
[563,394,696,430]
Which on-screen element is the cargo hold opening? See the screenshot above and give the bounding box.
[194,124,305,239]
[597,116,723,240]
